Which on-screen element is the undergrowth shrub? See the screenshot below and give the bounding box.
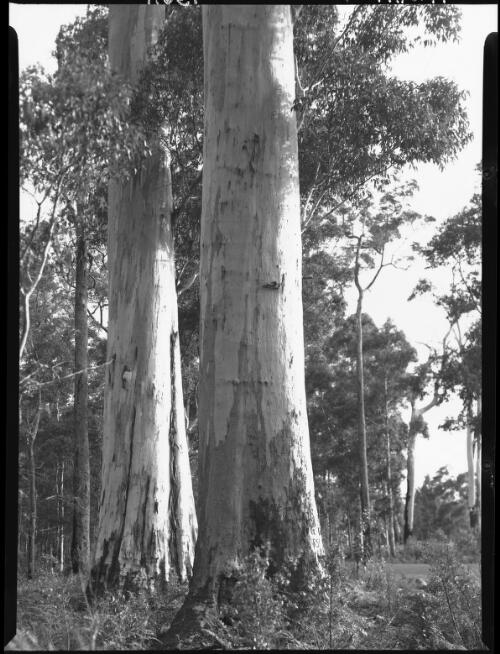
[9,542,485,651]
[218,549,288,649]
[423,542,483,649]
[9,571,187,651]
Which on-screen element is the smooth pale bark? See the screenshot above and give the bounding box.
[90,5,197,593]
[72,222,91,574]
[475,431,481,531]
[176,4,323,612]
[467,397,481,531]
[404,401,419,543]
[466,405,476,528]
[57,460,65,573]
[403,395,437,543]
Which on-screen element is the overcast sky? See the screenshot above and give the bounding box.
[10,3,496,489]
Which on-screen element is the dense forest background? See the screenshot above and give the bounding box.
[11,4,488,651]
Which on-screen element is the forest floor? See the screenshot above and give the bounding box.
[7,544,483,651]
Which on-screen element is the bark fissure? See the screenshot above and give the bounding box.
[109,405,136,586]
[140,475,151,568]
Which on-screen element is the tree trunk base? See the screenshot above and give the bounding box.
[159,598,230,650]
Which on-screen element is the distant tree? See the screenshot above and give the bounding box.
[413,467,469,541]
[411,193,481,529]
[324,181,421,559]
[400,333,452,544]
[309,314,415,559]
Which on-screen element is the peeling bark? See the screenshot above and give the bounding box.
[172,7,323,623]
[90,5,197,594]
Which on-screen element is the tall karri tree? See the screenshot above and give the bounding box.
[169,6,323,631]
[90,5,197,593]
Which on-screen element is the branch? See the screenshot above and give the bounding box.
[314,5,364,85]
[455,257,482,316]
[364,244,386,292]
[19,169,70,360]
[87,308,108,334]
[301,185,329,234]
[303,163,395,233]
[172,170,202,222]
[300,163,321,230]
[21,359,114,390]
[177,271,199,298]
[20,359,72,387]
[420,322,455,414]
[20,193,47,264]
[353,235,363,293]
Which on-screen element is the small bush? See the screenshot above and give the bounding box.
[9,570,187,651]
[217,549,289,649]
[424,542,483,649]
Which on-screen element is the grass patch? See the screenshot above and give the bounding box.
[7,541,484,650]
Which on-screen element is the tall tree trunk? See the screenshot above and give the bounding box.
[355,291,371,558]
[58,460,65,573]
[90,5,197,594]
[465,401,477,529]
[393,512,401,544]
[404,426,416,544]
[404,394,437,543]
[347,513,353,559]
[168,8,322,634]
[384,377,396,557]
[474,396,481,532]
[72,220,90,575]
[27,403,41,579]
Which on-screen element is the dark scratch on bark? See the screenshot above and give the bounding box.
[168,329,181,577]
[141,475,151,568]
[109,405,136,585]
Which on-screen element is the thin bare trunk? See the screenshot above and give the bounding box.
[475,427,481,532]
[27,402,41,579]
[404,427,416,543]
[466,405,476,528]
[384,377,396,557]
[404,395,438,543]
[58,460,65,572]
[393,513,401,544]
[347,513,353,559]
[19,172,67,360]
[355,290,371,557]
[72,221,90,574]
